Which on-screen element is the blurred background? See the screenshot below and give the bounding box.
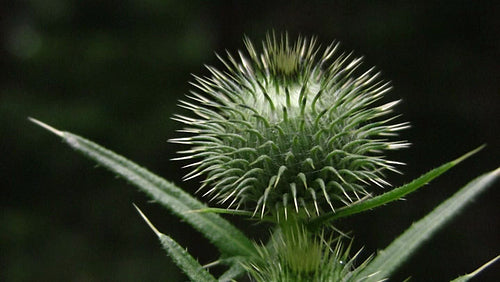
[2,0,499,281]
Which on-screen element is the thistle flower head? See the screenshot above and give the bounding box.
[243,223,369,281]
[170,33,409,219]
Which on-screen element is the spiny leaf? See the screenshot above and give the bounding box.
[307,146,484,230]
[29,117,257,259]
[450,254,500,282]
[188,207,255,217]
[218,262,247,282]
[356,167,500,281]
[134,204,217,282]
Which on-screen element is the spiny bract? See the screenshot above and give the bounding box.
[170,33,409,219]
[243,224,370,281]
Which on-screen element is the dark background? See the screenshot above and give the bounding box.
[2,1,499,281]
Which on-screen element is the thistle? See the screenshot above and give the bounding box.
[31,32,499,282]
[244,224,370,282]
[170,33,410,219]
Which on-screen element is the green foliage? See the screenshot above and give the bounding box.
[28,118,257,260]
[307,146,484,231]
[134,205,217,282]
[31,33,499,281]
[356,168,500,281]
[451,255,500,282]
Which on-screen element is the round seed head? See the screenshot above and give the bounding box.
[170,32,410,219]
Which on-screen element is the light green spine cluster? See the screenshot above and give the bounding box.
[170,33,409,220]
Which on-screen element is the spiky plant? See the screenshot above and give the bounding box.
[244,224,370,282]
[170,33,410,220]
[30,32,499,281]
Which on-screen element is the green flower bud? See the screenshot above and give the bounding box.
[242,222,367,281]
[170,33,409,219]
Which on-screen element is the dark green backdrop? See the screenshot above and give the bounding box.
[2,1,499,281]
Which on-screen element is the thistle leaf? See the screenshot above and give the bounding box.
[188,207,255,217]
[356,167,500,281]
[134,205,217,282]
[29,117,257,259]
[307,146,484,230]
[218,262,246,282]
[450,254,500,282]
